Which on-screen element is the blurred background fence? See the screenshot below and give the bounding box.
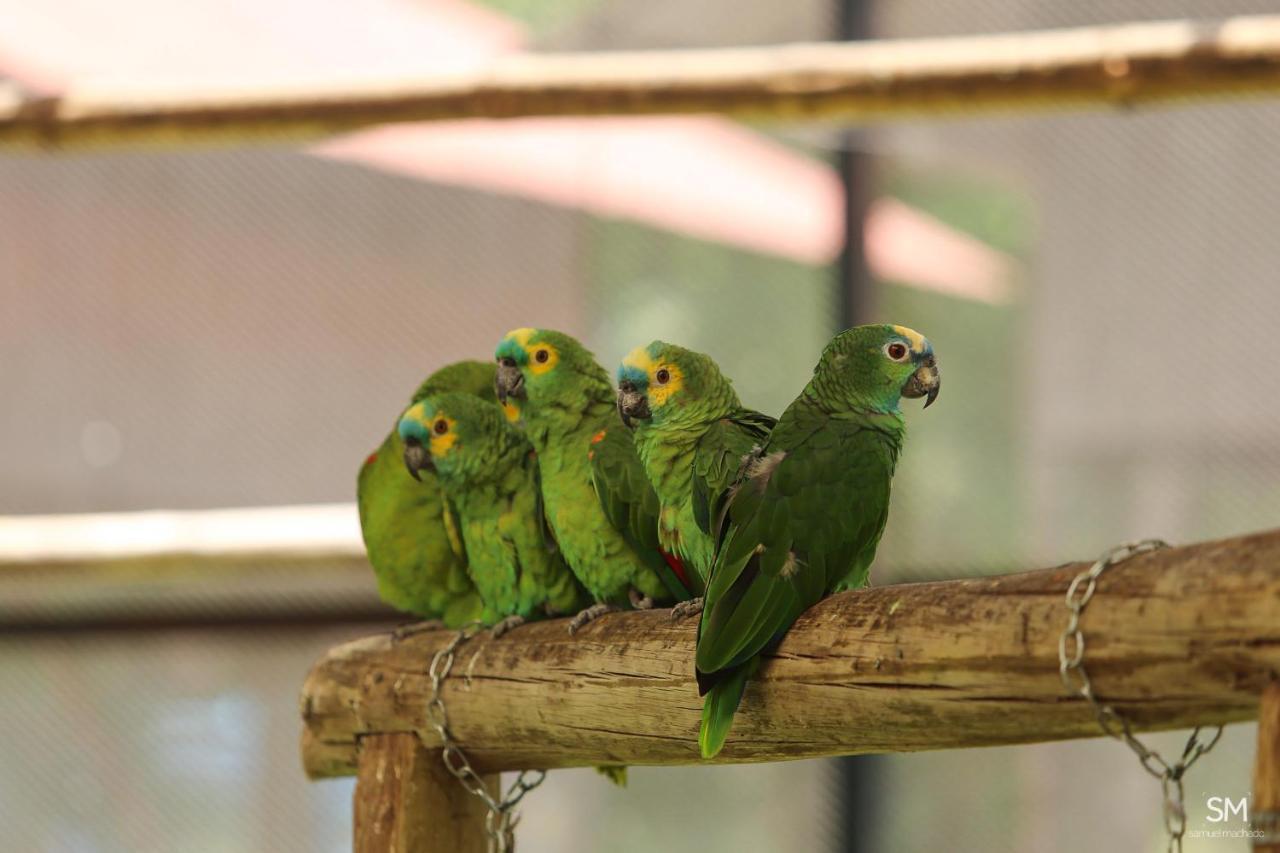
[3,0,1280,850]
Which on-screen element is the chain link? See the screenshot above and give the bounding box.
[1058,539,1223,853]
[425,622,546,853]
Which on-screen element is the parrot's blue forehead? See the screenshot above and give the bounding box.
[398,414,428,443]
[398,399,438,443]
[494,337,528,364]
[616,362,648,387]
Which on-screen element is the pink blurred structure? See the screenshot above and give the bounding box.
[0,0,1013,301]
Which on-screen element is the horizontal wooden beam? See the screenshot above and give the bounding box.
[6,16,1280,149]
[0,504,363,564]
[301,528,1280,777]
[0,505,393,629]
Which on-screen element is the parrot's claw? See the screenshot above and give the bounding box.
[567,603,621,634]
[670,597,704,622]
[628,588,654,610]
[490,615,526,639]
[392,619,444,641]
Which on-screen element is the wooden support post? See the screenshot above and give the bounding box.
[1255,682,1280,852]
[354,733,492,853]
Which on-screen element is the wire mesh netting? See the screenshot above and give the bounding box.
[863,2,1280,851]
[2,0,1278,851]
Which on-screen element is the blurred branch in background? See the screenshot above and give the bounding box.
[0,503,1014,633]
[0,505,395,630]
[5,15,1280,148]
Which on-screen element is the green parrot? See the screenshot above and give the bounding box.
[398,391,589,634]
[695,324,940,758]
[614,341,776,618]
[398,392,628,786]
[494,328,694,632]
[356,361,494,627]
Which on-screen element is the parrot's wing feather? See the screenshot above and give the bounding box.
[589,417,692,599]
[588,420,662,554]
[696,420,895,676]
[441,496,468,565]
[692,408,776,537]
[527,449,560,555]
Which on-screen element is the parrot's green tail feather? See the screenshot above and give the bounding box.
[698,658,758,759]
[594,765,628,786]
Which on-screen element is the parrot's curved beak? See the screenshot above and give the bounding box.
[616,382,651,429]
[402,437,434,481]
[902,354,940,408]
[494,362,525,405]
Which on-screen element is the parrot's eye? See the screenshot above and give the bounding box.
[433,420,449,435]
[885,342,910,362]
[499,356,517,368]
[534,349,550,364]
[655,368,671,385]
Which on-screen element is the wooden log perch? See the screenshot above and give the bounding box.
[8,15,1280,149]
[301,528,1280,777]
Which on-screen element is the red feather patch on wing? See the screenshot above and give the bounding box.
[363,451,379,467]
[662,550,693,593]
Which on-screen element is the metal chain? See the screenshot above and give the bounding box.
[1058,539,1224,853]
[426,623,546,853]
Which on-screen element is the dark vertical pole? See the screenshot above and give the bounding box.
[835,0,874,333]
[833,3,883,852]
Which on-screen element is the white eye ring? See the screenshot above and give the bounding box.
[884,341,911,362]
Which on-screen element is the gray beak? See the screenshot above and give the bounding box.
[616,382,651,429]
[902,354,940,409]
[402,438,433,481]
[495,362,525,405]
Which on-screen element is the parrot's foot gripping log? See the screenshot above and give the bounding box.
[490,615,527,639]
[670,597,704,622]
[567,602,622,634]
